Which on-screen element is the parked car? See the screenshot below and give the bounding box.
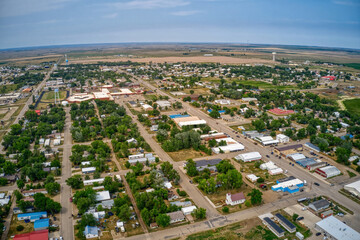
[300,189,304,192]
[314,182,320,186]
[337,213,344,217]
[266,155,270,158]
[316,232,321,236]
[297,217,304,221]
[70,197,73,202]
[108,212,114,216]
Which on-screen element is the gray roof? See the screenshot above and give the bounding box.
[316,216,360,240]
[195,159,222,168]
[310,199,330,210]
[166,211,185,221]
[275,213,296,230]
[263,217,284,235]
[275,144,303,152]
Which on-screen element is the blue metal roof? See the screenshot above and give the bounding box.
[18,211,47,218]
[34,218,49,229]
[169,114,190,119]
[275,213,296,230]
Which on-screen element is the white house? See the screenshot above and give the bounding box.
[83,226,99,239]
[225,192,246,206]
[181,206,197,215]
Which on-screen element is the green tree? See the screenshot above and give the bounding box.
[16,179,25,190]
[247,189,263,205]
[66,175,83,189]
[156,214,170,227]
[209,110,220,119]
[191,208,206,219]
[185,159,198,177]
[45,182,60,196]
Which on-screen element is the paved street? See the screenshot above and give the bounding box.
[59,107,74,240]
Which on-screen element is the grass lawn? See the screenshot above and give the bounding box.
[0,84,18,93]
[238,80,298,90]
[8,216,34,237]
[186,217,262,240]
[343,99,360,115]
[41,90,67,101]
[167,149,205,162]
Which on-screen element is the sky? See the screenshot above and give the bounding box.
[0,0,359,49]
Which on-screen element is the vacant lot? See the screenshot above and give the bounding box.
[0,84,18,93]
[239,80,298,90]
[42,91,67,101]
[343,98,360,115]
[184,217,262,240]
[168,149,205,162]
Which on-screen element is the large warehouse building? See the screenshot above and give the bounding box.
[315,166,341,178]
[344,180,360,197]
[235,152,262,162]
[315,216,360,240]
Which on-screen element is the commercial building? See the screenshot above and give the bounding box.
[255,136,279,146]
[274,144,303,156]
[304,142,321,152]
[287,153,306,161]
[309,199,330,212]
[307,162,327,171]
[156,100,171,109]
[271,178,303,193]
[276,134,290,143]
[166,211,185,224]
[315,216,360,240]
[344,180,360,197]
[296,158,318,168]
[315,166,341,178]
[13,230,48,240]
[235,152,262,162]
[225,192,246,206]
[212,138,245,154]
[200,132,227,141]
[274,213,296,233]
[262,217,285,237]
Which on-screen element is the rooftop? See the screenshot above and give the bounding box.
[316,216,360,240]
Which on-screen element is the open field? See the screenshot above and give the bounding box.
[167,149,206,162]
[0,84,18,93]
[343,98,360,115]
[238,80,298,90]
[183,217,263,240]
[41,91,67,101]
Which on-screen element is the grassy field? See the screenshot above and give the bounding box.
[0,84,18,93]
[41,91,67,101]
[343,98,360,115]
[238,80,298,90]
[185,217,262,240]
[167,149,205,162]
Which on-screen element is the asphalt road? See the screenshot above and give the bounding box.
[59,107,74,240]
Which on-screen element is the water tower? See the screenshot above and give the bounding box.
[272,52,277,61]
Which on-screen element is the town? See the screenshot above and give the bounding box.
[0,46,359,240]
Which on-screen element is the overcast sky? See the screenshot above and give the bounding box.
[0,0,359,49]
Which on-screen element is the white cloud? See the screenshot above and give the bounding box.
[112,0,190,10]
[103,13,118,19]
[171,10,201,16]
[0,0,73,17]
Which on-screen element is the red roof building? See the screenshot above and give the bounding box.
[14,229,48,240]
[321,76,336,81]
[35,110,41,116]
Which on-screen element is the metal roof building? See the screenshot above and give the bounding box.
[262,217,285,237]
[235,152,262,162]
[274,213,296,233]
[344,180,360,197]
[315,216,360,240]
[296,158,318,168]
[309,199,330,212]
[315,166,341,178]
